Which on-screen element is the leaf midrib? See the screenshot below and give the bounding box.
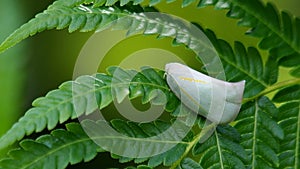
[251,100,259,169]
[295,102,300,168]
[215,131,225,169]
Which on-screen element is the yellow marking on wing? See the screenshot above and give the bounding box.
[179,76,207,84]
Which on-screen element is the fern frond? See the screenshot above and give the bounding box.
[234,96,284,168]
[192,125,247,168]
[0,2,128,53]
[198,0,300,69]
[0,122,101,169]
[82,119,193,168]
[0,119,193,169]
[273,85,300,168]
[0,66,179,151]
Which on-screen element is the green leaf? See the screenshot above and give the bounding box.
[273,85,300,103]
[278,53,300,68]
[148,143,188,167]
[126,165,152,169]
[126,158,205,169]
[290,66,300,78]
[0,67,178,151]
[234,96,284,168]
[179,158,203,169]
[0,123,100,169]
[193,125,247,169]
[263,56,279,85]
[273,85,300,169]
[182,0,197,7]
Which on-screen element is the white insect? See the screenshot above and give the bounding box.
[165,63,245,124]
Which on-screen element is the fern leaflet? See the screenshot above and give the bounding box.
[0,2,128,53]
[192,124,247,169]
[273,85,300,169]
[234,96,284,168]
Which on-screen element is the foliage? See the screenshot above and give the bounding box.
[0,0,299,168]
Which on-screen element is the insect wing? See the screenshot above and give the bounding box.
[165,63,245,124]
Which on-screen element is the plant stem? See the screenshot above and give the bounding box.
[170,122,218,169]
[242,78,300,103]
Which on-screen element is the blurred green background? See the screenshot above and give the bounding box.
[0,0,299,167]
